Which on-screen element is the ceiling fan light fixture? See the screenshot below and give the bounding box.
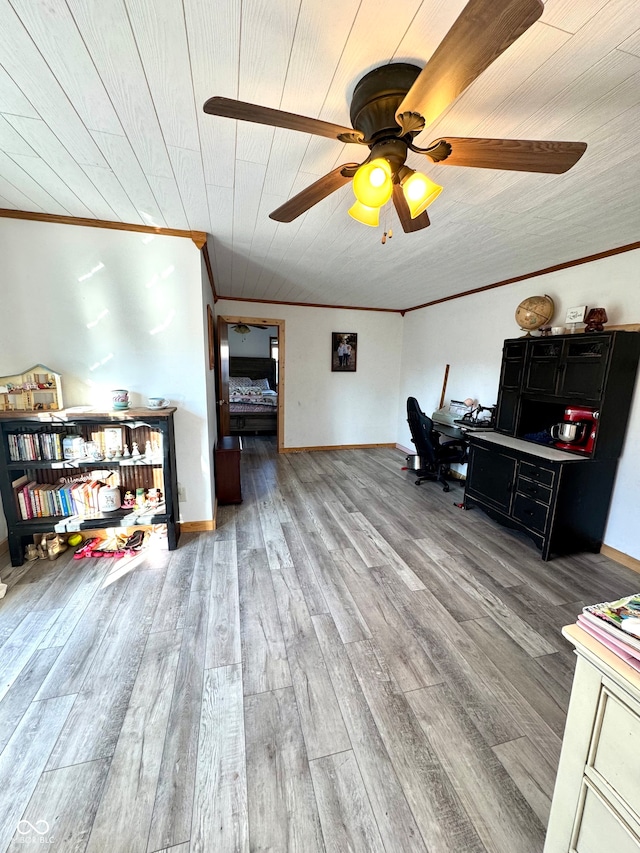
[348,200,380,227]
[352,158,393,208]
[401,170,443,218]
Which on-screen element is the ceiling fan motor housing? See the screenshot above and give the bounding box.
[349,63,422,144]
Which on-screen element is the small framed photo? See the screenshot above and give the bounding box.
[565,305,587,324]
[332,333,357,372]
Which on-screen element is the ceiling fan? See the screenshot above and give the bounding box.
[203,0,587,233]
[231,323,269,335]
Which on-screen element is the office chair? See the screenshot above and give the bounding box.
[406,396,467,492]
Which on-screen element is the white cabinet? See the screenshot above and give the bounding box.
[545,625,640,852]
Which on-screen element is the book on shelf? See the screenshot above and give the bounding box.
[6,431,66,462]
[11,475,29,519]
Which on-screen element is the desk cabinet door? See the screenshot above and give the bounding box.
[466,444,516,512]
[523,340,562,394]
[559,336,610,401]
[496,341,526,434]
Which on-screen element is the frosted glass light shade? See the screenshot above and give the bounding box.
[352,158,393,208]
[402,171,443,218]
[348,200,380,227]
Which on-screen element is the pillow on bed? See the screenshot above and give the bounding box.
[229,376,252,390]
[251,378,271,391]
[232,385,262,396]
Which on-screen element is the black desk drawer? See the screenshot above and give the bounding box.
[519,460,554,487]
[512,494,549,533]
[516,478,552,505]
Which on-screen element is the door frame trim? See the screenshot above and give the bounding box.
[220,315,285,453]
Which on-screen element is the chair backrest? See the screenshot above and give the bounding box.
[406,397,438,465]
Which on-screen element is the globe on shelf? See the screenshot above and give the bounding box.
[515,295,555,336]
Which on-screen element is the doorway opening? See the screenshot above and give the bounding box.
[217,315,285,452]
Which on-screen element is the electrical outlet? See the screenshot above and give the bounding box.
[177,483,187,501]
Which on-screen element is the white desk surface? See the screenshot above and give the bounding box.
[469,431,589,462]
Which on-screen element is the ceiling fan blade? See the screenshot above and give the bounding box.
[396,0,543,127]
[428,137,587,173]
[392,184,431,233]
[203,96,362,142]
[269,164,360,222]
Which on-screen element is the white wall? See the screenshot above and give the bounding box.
[398,248,640,558]
[218,300,403,448]
[0,218,213,540]
[228,325,274,358]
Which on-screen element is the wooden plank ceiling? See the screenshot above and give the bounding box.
[0,0,638,310]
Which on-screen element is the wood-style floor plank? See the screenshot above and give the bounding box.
[309,750,386,853]
[0,694,75,852]
[346,638,487,853]
[244,686,324,853]
[190,529,215,591]
[372,567,524,748]
[0,609,60,703]
[46,567,165,769]
[34,571,131,701]
[413,537,557,657]
[280,521,328,616]
[313,613,429,853]
[333,549,442,692]
[151,534,199,633]
[238,546,292,696]
[492,736,558,827]
[407,682,546,853]
[84,629,183,853]
[272,569,350,760]
[190,663,248,853]
[297,527,371,644]
[148,588,208,853]
[5,759,110,853]
[0,646,60,753]
[204,539,240,668]
[462,616,569,739]
[37,559,107,650]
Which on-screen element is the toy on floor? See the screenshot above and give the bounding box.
[72,530,148,559]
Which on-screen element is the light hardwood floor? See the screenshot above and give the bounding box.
[1,437,639,852]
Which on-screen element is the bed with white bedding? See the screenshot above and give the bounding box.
[228,356,277,435]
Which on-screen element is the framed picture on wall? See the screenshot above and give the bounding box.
[332,332,357,372]
[207,305,215,370]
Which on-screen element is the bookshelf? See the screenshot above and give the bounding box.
[0,408,180,566]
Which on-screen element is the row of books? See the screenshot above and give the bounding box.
[578,594,640,672]
[7,432,64,462]
[12,475,107,520]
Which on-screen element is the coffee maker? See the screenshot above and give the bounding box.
[551,406,599,453]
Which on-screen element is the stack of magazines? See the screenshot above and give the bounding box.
[577,594,640,672]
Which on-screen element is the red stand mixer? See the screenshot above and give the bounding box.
[551,406,599,453]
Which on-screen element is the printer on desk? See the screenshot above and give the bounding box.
[432,399,474,428]
[432,400,496,434]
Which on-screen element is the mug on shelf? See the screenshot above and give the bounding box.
[111,389,129,410]
[148,397,169,409]
[551,326,565,335]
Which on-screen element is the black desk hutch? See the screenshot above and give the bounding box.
[463,331,640,560]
